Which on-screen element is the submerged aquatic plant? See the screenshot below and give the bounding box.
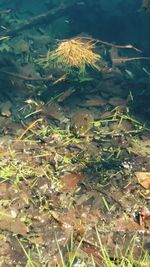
[37,36,102,75]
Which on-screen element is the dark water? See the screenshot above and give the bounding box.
[0,0,149,47]
[1,0,148,48]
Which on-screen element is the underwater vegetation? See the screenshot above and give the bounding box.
[36,36,102,75]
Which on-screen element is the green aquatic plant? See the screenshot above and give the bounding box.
[16,228,150,267]
[0,159,41,184]
[0,36,9,41]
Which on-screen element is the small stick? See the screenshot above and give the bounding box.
[80,36,142,53]
[15,118,43,144]
[96,40,142,53]
[0,70,53,81]
[112,56,150,63]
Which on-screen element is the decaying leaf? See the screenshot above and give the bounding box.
[113,216,145,231]
[81,97,106,107]
[59,172,85,193]
[57,87,75,102]
[135,172,150,189]
[0,210,28,235]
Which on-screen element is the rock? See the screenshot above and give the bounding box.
[42,101,66,122]
[70,110,94,136]
[0,101,12,117]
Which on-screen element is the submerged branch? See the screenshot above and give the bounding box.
[4,3,74,37]
[96,39,142,53]
[0,70,53,81]
[112,56,150,63]
[81,36,142,53]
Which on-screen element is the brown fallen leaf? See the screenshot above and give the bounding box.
[0,183,11,198]
[113,216,145,231]
[50,209,85,235]
[135,172,150,189]
[108,97,127,107]
[0,212,28,235]
[81,97,106,107]
[59,172,85,193]
[57,87,75,102]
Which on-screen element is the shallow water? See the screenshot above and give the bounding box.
[0,1,150,266]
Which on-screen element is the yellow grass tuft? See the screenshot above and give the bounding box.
[37,36,102,74]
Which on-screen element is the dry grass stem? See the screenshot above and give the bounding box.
[37,36,101,74]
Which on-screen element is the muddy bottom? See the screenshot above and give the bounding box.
[0,84,150,266]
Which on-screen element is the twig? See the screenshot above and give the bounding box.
[4,4,74,37]
[96,40,142,53]
[15,118,43,144]
[112,56,150,63]
[80,36,142,53]
[0,70,53,81]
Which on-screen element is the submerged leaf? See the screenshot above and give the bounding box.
[135,172,150,189]
[78,76,93,82]
[59,172,84,193]
[0,214,28,235]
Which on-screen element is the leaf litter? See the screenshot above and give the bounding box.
[0,4,150,266]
